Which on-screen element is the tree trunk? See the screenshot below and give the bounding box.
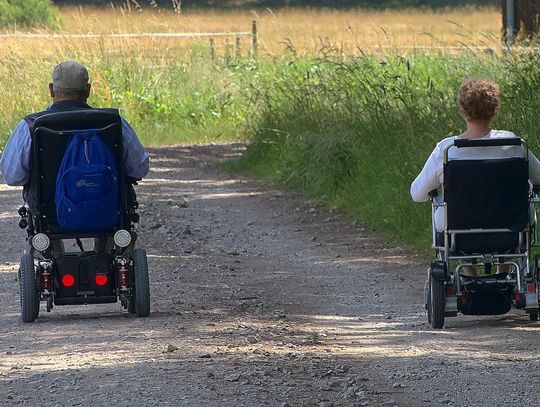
[502,0,540,40]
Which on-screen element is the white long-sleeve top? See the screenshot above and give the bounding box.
[410,130,540,230]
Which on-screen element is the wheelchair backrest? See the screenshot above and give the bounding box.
[443,138,529,233]
[31,109,126,233]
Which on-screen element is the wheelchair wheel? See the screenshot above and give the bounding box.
[429,275,445,329]
[424,279,431,324]
[19,253,39,323]
[132,248,150,317]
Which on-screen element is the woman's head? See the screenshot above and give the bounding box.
[458,78,500,122]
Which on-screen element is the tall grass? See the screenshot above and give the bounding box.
[234,51,540,247]
[0,51,257,146]
[3,5,538,249]
[2,6,503,55]
[0,6,505,145]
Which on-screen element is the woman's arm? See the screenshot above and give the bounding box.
[410,145,442,202]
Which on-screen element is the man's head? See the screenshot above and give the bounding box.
[49,61,91,102]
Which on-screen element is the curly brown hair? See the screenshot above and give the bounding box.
[458,78,500,121]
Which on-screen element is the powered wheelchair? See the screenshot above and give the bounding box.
[17,109,150,322]
[426,137,540,329]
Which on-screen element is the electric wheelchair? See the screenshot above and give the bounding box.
[17,109,150,322]
[426,137,540,328]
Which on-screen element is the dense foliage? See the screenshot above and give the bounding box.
[234,52,540,247]
[0,0,56,28]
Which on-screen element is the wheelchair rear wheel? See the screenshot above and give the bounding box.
[19,253,39,323]
[132,248,150,317]
[428,275,445,329]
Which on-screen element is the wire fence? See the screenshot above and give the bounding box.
[0,20,259,60]
[1,20,538,59]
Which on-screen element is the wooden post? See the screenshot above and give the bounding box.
[252,20,258,59]
[236,36,241,59]
[209,38,215,61]
[225,38,232,64]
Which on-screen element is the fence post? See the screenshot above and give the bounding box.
[225,38,232,63]
[252,20,258,59]
[209,38,215,61]
[236,36,241,59]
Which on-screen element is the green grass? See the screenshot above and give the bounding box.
[0,0,56,28]
[0,52,257,146]
[232,50,540,248]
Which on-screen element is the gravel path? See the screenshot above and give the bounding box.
[1,143,539,407]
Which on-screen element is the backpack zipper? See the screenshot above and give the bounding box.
[84,139,90,164]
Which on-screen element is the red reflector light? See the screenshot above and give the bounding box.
[516,293,522,302]
[527,284,536,294]
[62,274,75,287]
[95,274,108,286]
[446,286,455,297]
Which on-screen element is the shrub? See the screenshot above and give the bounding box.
[0,0,56,28]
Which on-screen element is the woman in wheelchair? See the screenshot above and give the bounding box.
[410,78,540,328]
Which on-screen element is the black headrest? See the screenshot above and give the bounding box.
[33,109,121,132]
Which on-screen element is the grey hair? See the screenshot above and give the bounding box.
[52,85,87,99]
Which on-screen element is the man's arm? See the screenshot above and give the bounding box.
[120,117,150,179]
[0,120,32,186]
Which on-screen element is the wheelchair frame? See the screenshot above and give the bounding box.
[17,110,150,322]
[427,137,540,328]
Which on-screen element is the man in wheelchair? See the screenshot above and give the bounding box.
[0,61,150,322]
[411,78,540,328]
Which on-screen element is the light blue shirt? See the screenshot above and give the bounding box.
[0,117,149,186]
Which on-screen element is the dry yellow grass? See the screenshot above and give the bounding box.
[0,6,503,59]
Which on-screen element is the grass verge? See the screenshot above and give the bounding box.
[232,51,540,248]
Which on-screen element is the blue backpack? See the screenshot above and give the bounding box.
[55,130,119,231]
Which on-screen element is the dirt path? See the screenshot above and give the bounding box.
[1,144,540,407]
